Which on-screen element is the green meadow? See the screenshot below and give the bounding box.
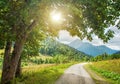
[88,59,120,84]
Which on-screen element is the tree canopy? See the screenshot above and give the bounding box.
[0,0,120,44]
[40,0,120,42]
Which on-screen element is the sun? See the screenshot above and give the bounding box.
[50,10,62,22]
[52,13,61,21]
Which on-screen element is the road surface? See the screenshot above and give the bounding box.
[55,63,95,84]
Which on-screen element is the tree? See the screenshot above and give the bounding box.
[1,0,39,83]
[1,0,120,83]
[15,26,45,77]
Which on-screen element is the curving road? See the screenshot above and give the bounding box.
[55,63,95,84]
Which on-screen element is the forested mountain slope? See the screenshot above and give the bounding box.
[40,38,91,61]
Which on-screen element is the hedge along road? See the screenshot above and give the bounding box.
[55,63,95,84]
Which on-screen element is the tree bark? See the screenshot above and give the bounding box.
[15,57,21,78]
[1,41,12,84]
[9,39,24,79]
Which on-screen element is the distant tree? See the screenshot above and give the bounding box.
[110,54,120,59]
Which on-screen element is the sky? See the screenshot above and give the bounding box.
[57,26,120,50]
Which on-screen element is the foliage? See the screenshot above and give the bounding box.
[0,57,3,69]
[28,56,53,64]
[0,50,4,56]
[52,55,69,64]
[91,53,120,62]
[22,55,73,65]
[29,55,70,64]
[41,0,120,42]
[21,27,45,58]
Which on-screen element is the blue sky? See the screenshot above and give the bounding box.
[57,26,120,50]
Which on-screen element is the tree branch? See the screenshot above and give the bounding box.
[27,20,36,34]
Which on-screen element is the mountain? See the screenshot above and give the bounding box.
[69,39,118,56]
[40,38,91,61]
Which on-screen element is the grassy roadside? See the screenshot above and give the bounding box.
[84,64,111,84]
[84,59,120,84]
[16,62,76,84]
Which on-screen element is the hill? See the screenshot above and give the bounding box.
[40,38,91,61]
[69,39,118,56]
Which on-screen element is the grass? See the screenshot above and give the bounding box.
[0,50,77,84]
[84,64,109,84]
[16,63,75,84]
[91,59,120,74]
[0,49,81,84]
[88,59,120,84]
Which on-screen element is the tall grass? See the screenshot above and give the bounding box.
[91,59,120,74]
[16,63,75,84]
[89,59,120,84]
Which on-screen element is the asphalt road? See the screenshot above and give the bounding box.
[55,63,95,84]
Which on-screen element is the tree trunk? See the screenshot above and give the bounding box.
[1,20,36,84]
[1,41,12,84]
[15,57,21,78]
[1,38,26,84]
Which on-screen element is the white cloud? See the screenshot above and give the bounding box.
[58,28,120,50]
[57,30,79,44]
[82,35,104,46]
